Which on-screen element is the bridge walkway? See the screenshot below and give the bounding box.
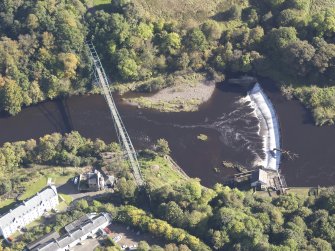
[87,42,144,187]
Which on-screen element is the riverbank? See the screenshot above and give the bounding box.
[123,73,216,112]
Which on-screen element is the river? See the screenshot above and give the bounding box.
[0,78,334,187]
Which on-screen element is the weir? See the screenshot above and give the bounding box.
[246,83,287,193]
[248,83,281,171]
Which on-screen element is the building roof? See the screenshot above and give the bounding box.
[64,214,90,233]
[31,213,112,251]
[251,169,268,185]
[0,186,58,230]
[26,231,60,251]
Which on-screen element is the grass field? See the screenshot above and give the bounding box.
[134,0,248,24]
[141,156,187,189]
[93,0,111,6]
[310,0,335,14]
[19,176,48,201]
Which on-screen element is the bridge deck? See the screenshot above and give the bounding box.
[87,43,144,186]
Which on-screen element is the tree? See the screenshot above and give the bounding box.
[162,201,185,227]
[201,21,222,41]
[111,13,131,44]
[186,28,208,51]
[58,53,79,79]
[76,199,89,211]
[312,38,335,74]
[63,131,85,154]
[160,32,181,55]
[36,133,62,163]
[286,0,310,11]
[0,78,23,115]
[117,177,137,201]
[28,81,44,104]
[277,9,305,27]
[244,8,259,28]
[137,241,150,251]
[281,40,315,76]
[309,238,332,251]
[263,27,298,52]
[211,230,229,250]
[137,22,154,40]
[155,138,170,156]
[117,57,139,80]
[0,179,11,195]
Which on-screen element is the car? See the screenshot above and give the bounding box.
[113,235,122,243]
[121,245,128,250]
[73,177,78,185]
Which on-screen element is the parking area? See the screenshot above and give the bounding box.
[107,223,163,250]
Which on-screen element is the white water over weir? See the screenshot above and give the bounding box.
[247,83,281,171]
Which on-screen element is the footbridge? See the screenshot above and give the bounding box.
[87,42,145,186]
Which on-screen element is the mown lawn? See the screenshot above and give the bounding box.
[19,176,48,201]
[0,166,80,211]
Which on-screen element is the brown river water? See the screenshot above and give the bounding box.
[0,78,334,187]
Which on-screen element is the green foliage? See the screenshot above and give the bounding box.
[155,139,171,156]
[0,179,12,196]
[117,205,211,251]
[0,0,91,115]
[0,78,23,115]
[116,177,137,201]
[186,28,208,51]
[294,86,335,125]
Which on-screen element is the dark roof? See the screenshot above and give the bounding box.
[30,213,112,251]
[26,231,60,251]
[64,214,90,233]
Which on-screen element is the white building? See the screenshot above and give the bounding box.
[0,186,59,240]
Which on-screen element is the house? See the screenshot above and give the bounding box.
[27,212,112,251]
[251,169,269,190]
[0,186,59,240]
[78,170,105,192]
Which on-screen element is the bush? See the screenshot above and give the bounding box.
[0,179,12,196]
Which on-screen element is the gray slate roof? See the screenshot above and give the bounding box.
[31,213,112,251]
[0,186,58,229]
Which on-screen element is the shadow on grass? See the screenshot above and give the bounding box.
[89,4,112,13]
[0,201,20,215]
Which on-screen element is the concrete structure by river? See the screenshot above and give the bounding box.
[248,83,281,171]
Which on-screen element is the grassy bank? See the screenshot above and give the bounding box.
[141,156,188,189]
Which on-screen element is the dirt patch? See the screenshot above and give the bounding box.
[126,77,216,112]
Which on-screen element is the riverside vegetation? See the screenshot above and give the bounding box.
[0,0,334,123]
[1,133,335,250]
